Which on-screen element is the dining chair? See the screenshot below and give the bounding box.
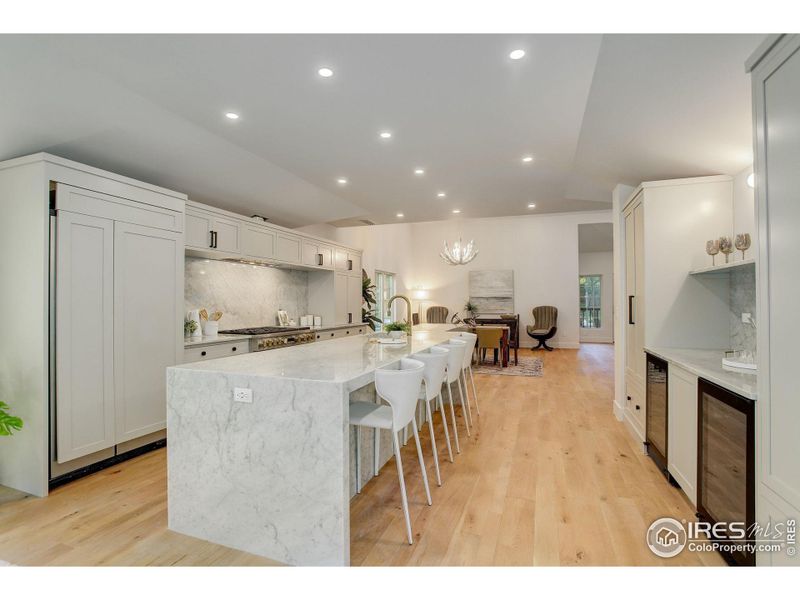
[426,306,449,323]
[476,326,505,364]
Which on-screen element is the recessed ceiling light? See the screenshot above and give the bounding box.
[337,178,348,185]
[528,203,536,209]
[522,155,534,163]
[746,173,755,188]
[379,131,392,139]
[414,168,425,175]
[317,67,334,78]
[509,49,526,60]
[225,112,240,120]
[437,192,446,198]
[396,213,404,218]
[452,209,461,214]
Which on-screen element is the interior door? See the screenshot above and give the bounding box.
[56,211,116,462]
[113,222,182,443]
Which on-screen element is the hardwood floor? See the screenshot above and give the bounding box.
[0,344,724,566]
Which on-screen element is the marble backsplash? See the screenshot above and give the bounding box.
[185,257,308,330]
[729,266,756,353]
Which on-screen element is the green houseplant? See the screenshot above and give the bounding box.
[0,401,23,436]
[361,270,381,331]
[384,321,411,335]
[464,300,478,318]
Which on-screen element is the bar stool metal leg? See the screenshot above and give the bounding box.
[469,365,480,415]
[393,430,414,545]
[460,371,474,429]
[446,382,461,453]
[438,392,454,462]
[411,415,432,505]
[424,399,442,485]
[457,377,471,437]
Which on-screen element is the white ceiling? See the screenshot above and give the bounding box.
[0,34,761,228]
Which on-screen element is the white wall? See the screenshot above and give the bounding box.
[308,210,614,349]
[733,166,756,241]
[579,251,614,343]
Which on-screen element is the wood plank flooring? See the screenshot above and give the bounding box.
[0,344,724,566]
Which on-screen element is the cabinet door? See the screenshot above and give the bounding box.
[185,207,213,249]
[633,202,645,382]
[348,252,362,274]
[624,207,637,378]
[276,232,301,264]
[334,272,349,324]
[668,365,698,506]
[302,240,322,267]
[56,211,116,463]
[347,274,362,324]
[212,215,241,254]
[242,224,276,259]
[319,244,334,269]
[334,248,349,271]
[114,222,182,443]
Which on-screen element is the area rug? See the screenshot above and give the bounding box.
[472,355,543,377]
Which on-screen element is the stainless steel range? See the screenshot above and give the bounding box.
[219,326,316,352]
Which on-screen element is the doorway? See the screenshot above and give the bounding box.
[578,223,614,344]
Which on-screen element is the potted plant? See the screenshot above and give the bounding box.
[361,270,381,331]
[384,321,411,339]
[0,401,23,436]
[464,300,478,318]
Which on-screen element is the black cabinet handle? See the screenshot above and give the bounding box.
[210,230,218,249]
[627,395,631,401]
[635,404,641,410]
[232,347,237,352]
[330,333,335,337]
[347,259,353,271]
[348,312,352,324]
[201,351,207,356]
[317,253,323,266]
[628,295,635,325]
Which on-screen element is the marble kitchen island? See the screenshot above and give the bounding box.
[166,324,460,566]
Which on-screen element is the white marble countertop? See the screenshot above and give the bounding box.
[175,324,458,390]
[183,333,252,348]
[645,347,757,400]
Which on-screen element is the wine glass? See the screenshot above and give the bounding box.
[719,236,734,264]
[706,239,720,266]
[735,233,751,260]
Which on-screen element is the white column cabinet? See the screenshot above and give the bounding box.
[55,211,116,463]
[623,195,646,438]
[113,222,182,443]
[748,34,800,565]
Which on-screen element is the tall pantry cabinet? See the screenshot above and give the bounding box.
[0,154,185,496]
[620,176,734,443]
[748,34,800,566]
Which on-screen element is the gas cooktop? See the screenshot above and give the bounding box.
[219,326,310,336]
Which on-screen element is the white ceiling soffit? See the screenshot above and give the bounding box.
[578,222,614,253]
[0,34,762,227]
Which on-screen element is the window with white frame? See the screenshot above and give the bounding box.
[374,270,396,332]
[579,275,602,328]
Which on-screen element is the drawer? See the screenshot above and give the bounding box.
[184,342,249,362]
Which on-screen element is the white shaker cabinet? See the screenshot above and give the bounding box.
[347,274,362,325]
[113,222,183,443]
[275,232,302,264]
[748,34,800,565]
[241,224,276,260]
[55,211,116,463]
[185,205,240,253]
[667,365,698,506]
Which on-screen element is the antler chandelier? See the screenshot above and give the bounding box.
[440,237,478,266]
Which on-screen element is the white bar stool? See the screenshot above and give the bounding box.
[451,332,480,418]
[437,339,469,452]
[411,346,454,486]
[349,357,431,545]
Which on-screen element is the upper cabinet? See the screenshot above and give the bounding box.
[185,206,240,253]
[184,200,361,273]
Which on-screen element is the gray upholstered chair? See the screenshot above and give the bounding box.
[526,306,558,351]
[426,306,449,324]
